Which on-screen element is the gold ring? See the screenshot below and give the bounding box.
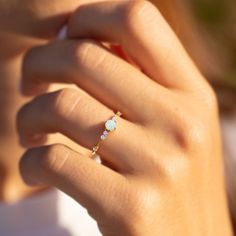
[91,111,122,156]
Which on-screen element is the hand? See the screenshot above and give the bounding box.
[17,1,232,235]
[0,0,106,57]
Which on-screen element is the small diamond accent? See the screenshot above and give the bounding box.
[93,146,99,152]
[91,112,122,156]
[103,130,109,136]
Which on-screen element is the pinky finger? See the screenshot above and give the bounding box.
[20,144,125,219]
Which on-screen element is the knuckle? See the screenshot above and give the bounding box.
[123,0,157,35]
[73,40,106,71]
[50,88,82,121]
[195,82,218,110]
[203,85,218,110]
[177,115,209,152]
[73,40,94,67]
[171,86,218,154]
[141,144,161,170]
[162,152,190,185]
[39,144,70,174]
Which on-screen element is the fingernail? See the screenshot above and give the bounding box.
[57,25,68,41]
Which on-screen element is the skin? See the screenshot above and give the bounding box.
[0,0,233,235]
[0,0,97,201]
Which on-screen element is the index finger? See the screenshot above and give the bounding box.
[67,0,206,90]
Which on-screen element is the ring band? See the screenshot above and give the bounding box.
[91,111,122,156]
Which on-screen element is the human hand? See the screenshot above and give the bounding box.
[0,0,108,58]
[17,1,232,235]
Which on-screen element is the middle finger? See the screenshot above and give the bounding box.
[22,39,163,122]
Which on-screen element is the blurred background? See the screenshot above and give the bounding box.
[190,0,236,113]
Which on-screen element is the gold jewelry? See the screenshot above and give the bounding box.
[91,111,122,156]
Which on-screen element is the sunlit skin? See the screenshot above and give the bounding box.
[0,0,90,202]
[0,0,233,235]
[0,0,102,201]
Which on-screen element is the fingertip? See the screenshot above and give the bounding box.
[19,148,42,186]
[18,79,49,97]
[18,77,33,97]
[19,134,48,149]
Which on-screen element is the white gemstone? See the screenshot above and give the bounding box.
[112,116,117,122]
[101,134,106,140]
[105,119,117,131]
[103,130,109,136]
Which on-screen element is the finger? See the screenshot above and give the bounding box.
[22,39,160,121]
[67,0,205,89]
[20,144,125,220]
[17,88,143,171]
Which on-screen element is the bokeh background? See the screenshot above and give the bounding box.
[190,0,236,113]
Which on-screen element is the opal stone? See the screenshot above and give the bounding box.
[105,119,117,132]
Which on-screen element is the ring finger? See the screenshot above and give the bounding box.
[17,87,144,172]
